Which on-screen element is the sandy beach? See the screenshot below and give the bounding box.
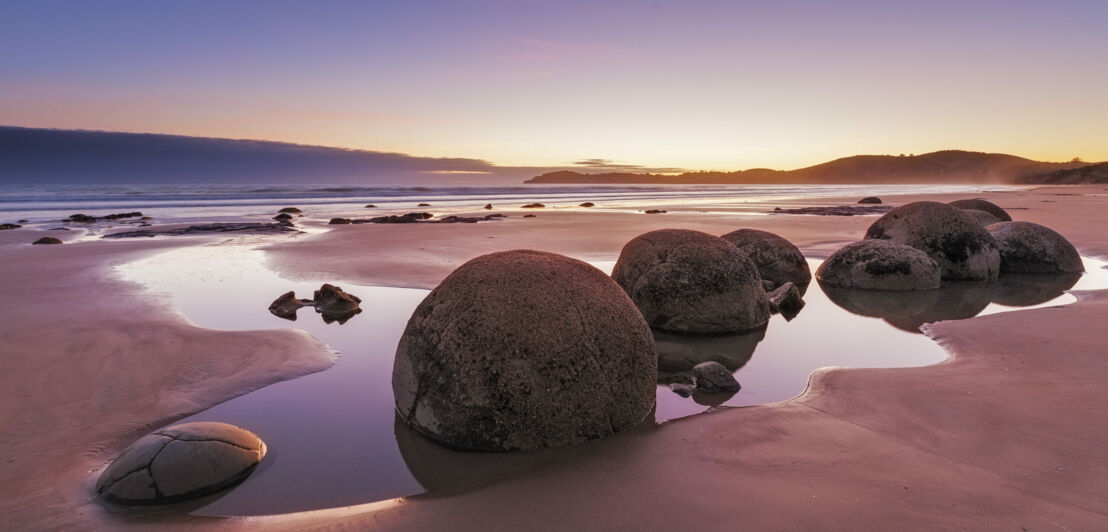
[3,185,1108,530]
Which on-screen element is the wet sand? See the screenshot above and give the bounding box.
[2,185,1107,529]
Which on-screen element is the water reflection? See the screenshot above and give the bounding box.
[655,326,766,377]
[821,270,1084,333]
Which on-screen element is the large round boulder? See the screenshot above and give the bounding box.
[612,229,770,334]
[392,250,655,452]
[986,221,1084,274]
[948,199,1012,222]
[719,228,812,287]
[816,240,941,290]
[864,201,1000,281]
[96,422,266,505]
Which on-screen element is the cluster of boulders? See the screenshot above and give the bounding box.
[817,199,1082,293]
[268,283,363,324]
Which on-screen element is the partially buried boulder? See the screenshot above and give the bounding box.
[864,201,1000,281]
[393,250,655,451]
[948,199,1012,222]
[95,422,265,505]
[816,240,941,290]
[986,221,1084,274]
[962,209,1002,227]
[314,284,362,323]
[268,291,313,320]
[858,196,882,204]
[720,228,811,288]
[32,237,63,245]
[612,229,770,334]
[272,213,294,221]
[692,361,740,393]
[277,207,302,214]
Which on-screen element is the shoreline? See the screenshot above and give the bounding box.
[2,185,1106,529]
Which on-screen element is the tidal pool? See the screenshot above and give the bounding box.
[114,244,1108,516]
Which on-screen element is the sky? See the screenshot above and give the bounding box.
[2,0,1106,172]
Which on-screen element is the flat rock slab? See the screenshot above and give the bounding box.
[103,223,299,238]
[95,422,266,505]
[771,205,893,216]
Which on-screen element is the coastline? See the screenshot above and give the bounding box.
[2,185,1106,529]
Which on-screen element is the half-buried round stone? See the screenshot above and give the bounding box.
[95,422,266,505]
[986,221,1084,274]
[817,240,941,290]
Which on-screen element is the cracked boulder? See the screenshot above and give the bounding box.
[613,229,770,334]
[95,422,266,505]
[986,221,1084,274]
[393,250,655,452]
[864,201,1000,281]
[720,228,811,288]
[816,240,941,290]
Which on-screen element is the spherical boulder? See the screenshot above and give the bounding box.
[864,201,1000,281]
[948,199,1012,222]
[392,250,655,452]
[962,209,1002,227]
[719,228,812,288]
[613,229,770,334]
[817,240,941,290]
[986,221,1084,274]
[96,422,265,505]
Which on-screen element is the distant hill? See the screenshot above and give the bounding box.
[0,126,534,184]
[1017,162,1108,184]
[526,151,1089,185]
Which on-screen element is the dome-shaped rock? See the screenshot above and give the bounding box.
[95,422,265,505]
[392,250,655,452]
[32,237,63,245]
[986,221,1084,274]
[864,201,1000,281]
[962,209,1002,227]
[948,199,1012,222]
[613,229,770,334]
[816,240,941,290]
[719,228,811,288]
[858,196,882,204]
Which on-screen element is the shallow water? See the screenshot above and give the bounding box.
[115,245,1108,516]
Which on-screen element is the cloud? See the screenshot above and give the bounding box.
[571,158,684,173]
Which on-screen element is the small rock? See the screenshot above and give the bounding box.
[579,202,595,208]
[521,203,545,208]
[67,213,97,223]
[858,197,882,204]
[643,209,666,214]
[314,283,362,317]
[32,237,62,245]
[484,203,493,210]
[17,219,29,223]
[365,204,377,208]
[669,383,694,397]
[268,291,313,321]
[329,218,352,224]
[272,213,294,221]
[278,207,302,214]
[767,282,805,318]
[693,362,740,393]
[524,214,537,218]
[0,223,22,230]
[418,203,432,207]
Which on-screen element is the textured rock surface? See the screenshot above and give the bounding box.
[95,422,265,505]
[949,198,1012,222]
[31,237,62,245]
[393,250,656,452]
[987,221,1084,274]
[720,228,811,288]
[816,240,941,290]
[692,361,740,393]
[864,201,1000,281]
[612,229,770,334]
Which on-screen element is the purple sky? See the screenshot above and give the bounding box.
[2,0,1105,170]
